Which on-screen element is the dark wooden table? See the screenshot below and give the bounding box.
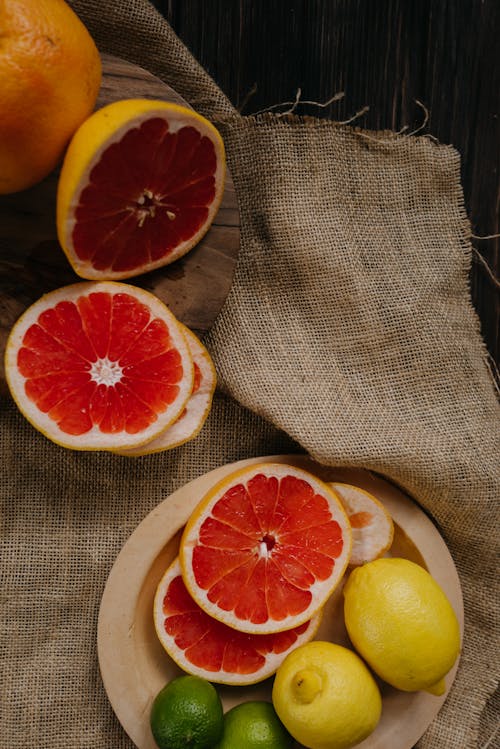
[154,0,499,366]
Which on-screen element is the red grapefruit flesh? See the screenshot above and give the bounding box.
[180,463,352,634]
[116,325,216,456]
[154,558,322,685]
[4,282,193,450]
[57,99,226,280]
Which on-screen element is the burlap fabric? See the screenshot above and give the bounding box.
[1,1,498,747]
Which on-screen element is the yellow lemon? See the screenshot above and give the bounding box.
[272,641,382,749]
[343,557,461,695]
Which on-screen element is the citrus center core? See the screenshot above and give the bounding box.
[89,357,123,386]
[258,533,276,557]
[131,189,176,227]
[292,669,323,704]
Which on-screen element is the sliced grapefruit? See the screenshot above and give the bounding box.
[154,558,322,685]
[4,282,194,450]
[116,325,216,456]
[56,99,226,280]
[180,463,352,634]
[330,483,394,566]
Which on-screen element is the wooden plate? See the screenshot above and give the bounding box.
[0,54,239,390]
[98,455,463,749]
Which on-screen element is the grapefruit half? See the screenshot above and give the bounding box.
[330,483,394,566]
[180,463,352,634]
[116,325,216,456]
[154,558,322,685]
[57,99,226,280]
[4,282,193,450]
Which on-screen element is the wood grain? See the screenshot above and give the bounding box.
[154,0,499,366]
[0,54,240,387]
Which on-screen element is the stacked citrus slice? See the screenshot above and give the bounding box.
[4,281,215,452]
[154,558,322,685]
[154,463,353,684]
[116,325,216,456]
[330,482,394,566]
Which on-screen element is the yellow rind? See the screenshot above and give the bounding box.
[272,641,382,749]
[343,558,461,694]
[56,99,226,280]
[424,678,446,696]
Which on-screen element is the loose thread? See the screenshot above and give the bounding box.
[238,82,258,114]
[471,247,500,289]
[358,98,431,145]
[486,352,500,397]
[247,93,431,136]
[251,88,345,117]
[338,105,370,125]
[358,130,394,145]
[406,99,429,136]
[471,232,500,240]
[480,723,500,749]
[279,87,303,116]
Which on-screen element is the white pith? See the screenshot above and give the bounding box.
[330,483,394,566]
[180,463,352,634]
[258,540,272,558]
[5,282,194,451]
[89,356,123,386]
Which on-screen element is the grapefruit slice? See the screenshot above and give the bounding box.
[154,558,322,685]
[330,483,394,566]
[56,99,226,280]
[4,282,194,450]
[117,325,216,456]
[180,463,352,634]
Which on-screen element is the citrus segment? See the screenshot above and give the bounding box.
[154,558,321,685]
[180,463,352,634]
[117,326,216,455]
[330,483,394,565]
[57,99,226,280]
[4,282,193,450]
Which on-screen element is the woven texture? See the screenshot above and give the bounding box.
[1,1,498,748]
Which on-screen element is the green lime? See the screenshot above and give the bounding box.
[150,675,223,749]
[215,701,293,749]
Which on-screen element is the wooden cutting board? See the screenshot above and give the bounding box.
[0,54,239,391]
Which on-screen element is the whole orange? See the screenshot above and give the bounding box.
[0,0,101,194]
